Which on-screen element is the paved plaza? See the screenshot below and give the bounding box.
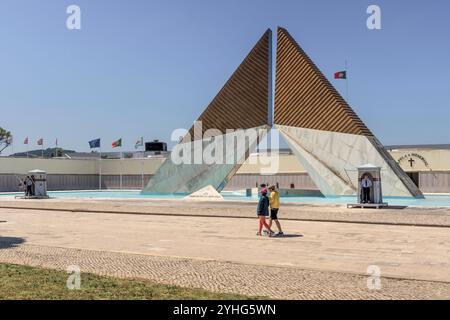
[1,198,450,299]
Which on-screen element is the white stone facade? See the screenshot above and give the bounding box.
[277,125,421,197]
[142,126,269,194]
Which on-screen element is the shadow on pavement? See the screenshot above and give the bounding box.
[0,237,25,249]
[274,234,303,238]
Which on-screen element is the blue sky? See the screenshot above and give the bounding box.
[1,0,449,154]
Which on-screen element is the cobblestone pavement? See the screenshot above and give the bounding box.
[1,203,450,300]
[1,243,449,300]
[1,207,450,282]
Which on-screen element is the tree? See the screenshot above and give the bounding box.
[0,127,12,154]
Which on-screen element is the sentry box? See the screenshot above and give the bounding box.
[28,169,49,198]
[348,164,388,209]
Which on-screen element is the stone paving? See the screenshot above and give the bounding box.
[1,200,450,299]
[1,197,450,227]
[1,243,449,300]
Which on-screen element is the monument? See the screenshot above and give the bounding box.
[274,27,422,198]
[143,29,272,194]
[144,27,423,198]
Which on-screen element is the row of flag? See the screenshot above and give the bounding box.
[89,137,144,150]
[20,137,144,150]
[23,137,45,146]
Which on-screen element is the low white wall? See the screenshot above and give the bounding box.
[1,149,450,193]
[0,157,165,175]
[1,149,449,176]
[0,157,97,175]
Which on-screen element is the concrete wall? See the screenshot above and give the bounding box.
[0,157,162,192]
[390,149,450,172]
[2,149,447,176]
[390,148,450,193]
[0,158,97,175]
[0,173,154,192]
[100,158,165,175]
[419,172,450,193]
[237,154,305,174]
[225,173,317,191]
[0,157,165,175]
[1,149,449,193]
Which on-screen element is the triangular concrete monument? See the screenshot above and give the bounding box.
[143,29,272,194]
[274,27,423,198]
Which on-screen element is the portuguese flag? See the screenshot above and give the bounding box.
[334,71,347,79]
[112,138,122,148]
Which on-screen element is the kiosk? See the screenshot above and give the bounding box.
[347,164,388,209]
[28,169,49,199]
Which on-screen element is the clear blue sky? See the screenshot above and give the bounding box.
[1,0,449,154]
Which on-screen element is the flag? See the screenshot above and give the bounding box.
[334,71,347,79]
[37,138,44,146]
[112,138,122,148]
[24,137,28,145]
[135,137,144,149]
[89,138,101,149]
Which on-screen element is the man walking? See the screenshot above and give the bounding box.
[361,175,373,203]
[268,185,284,236]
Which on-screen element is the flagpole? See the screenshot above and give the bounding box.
[141,143,144,190]
[41,141,44,158]
[345,59,349,103]
[26,140,29,158]
[99,145,102,190]
[120,148,123,191]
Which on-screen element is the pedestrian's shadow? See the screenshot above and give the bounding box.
[274,234,303,239]
[386,206,408,210]
[0,237,25,249]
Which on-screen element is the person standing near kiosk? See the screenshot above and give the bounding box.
[361,175,373,203]
[25,176,33,197]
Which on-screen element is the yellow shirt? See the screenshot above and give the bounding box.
[269,191,280,209]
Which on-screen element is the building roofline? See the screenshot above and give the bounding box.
[385,144,450,150]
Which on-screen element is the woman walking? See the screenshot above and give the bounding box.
[256,188,274,236]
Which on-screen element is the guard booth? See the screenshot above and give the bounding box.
[28,169,48,198]
[348,164,388,209]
